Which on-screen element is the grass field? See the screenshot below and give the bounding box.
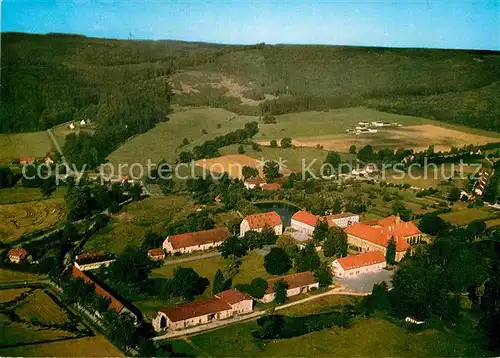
[0,269,46,283]
[0,198,66,243]
[439,207,498,226]
[0,131,54,164]
[0,288,31,303]
[14,289,70,325]
[106,108,255,175]
[84,195,193,254]
[486,218,500,228]
[0,186,67,205]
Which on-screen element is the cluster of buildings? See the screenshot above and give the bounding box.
[474,170,490,197]
[13,155,53,166]
[243,176,281,191]
[346,121,401,135]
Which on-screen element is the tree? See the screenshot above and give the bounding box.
[109,247,152,285]
[419,213,448,236]
[129,182,142,201]
[314,262,333,288]
[102,309,138,351]
[274,279,288,304]
[264,248,292,275]
[467,220,487,239]
[263,160,281,181]
[323,227,348,257]
[219,235,247,258]
[242,230,264,250]
[238,144,245,154]
[479,264,500,351]
[242,166,259,180]
[40,177,56,197]
[357,145,374,162]
[261,226,278,245]
[212,269,225,295]
[448,187,461,202]
[182,137,190,146]
[270,139,278,148]
[295,242,321,272]
[171,267,208,300]
[236,277,268,299]
[386,237,396,265]
[179,151,194,163]
[276,235,299,257]
[332,198,342,214]
[280,137,292,148]
[313,219,329,242]
[392,200,412,221]
[0,166,15,188]
[349,145,357,154]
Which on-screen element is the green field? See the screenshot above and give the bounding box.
[106,108,255,174]
[0,186,67,205]
[0,269,46,283]
[0,131,54,164]
[84,195,194,254]
[0,198,66,243]
[439,207,498,226]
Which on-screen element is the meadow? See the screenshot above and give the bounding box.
[0,268,46,283]
[0,198,66,243]
[0,186,67,205]
[0,131,53,164]
[439,207,499,226]
[14,289,71,325]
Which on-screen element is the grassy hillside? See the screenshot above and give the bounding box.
[4,32,500,137]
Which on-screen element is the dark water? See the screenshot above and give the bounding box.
[254,202,300,226]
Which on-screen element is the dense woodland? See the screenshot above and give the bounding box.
[2,32,500,142]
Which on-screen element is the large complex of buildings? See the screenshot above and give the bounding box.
[152,289,253,332]
[261,271,319,303]
[240,211,283,237]
[163,227,230,254]
[291,210,360,236]
[345,215,422,261]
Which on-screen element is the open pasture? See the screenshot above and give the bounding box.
[195,154,264,179]
[0,198,66,243]
[0,186,67,205]
[0,131,53,164]
[439,207,498,226]
[14,289,70,326]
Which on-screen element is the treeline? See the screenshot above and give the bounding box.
[179,121,258,161]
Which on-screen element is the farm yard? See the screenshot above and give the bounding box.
[0,131,54,164]
[0,198,66,244]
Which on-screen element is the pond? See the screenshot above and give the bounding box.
[254,201,301,226]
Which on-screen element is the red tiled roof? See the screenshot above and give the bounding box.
[75,251,106,261]
[8,248,28,259]
[266,271,317,294]
[377,215,421,237]
[325,212,357,220]
[336,251,386,270]
[19,157,35,163]
[71,266,124,313]
[160,297,232,322]
[215,289,253,305]
[167,228,230,250]
[245,211,282,229]
[261,183,281,191]
[245,176,266,185]
[292,210,320,227]
[345,222,411,252]
[148,248,165,257]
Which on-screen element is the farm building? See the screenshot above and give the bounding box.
[163,227,231,254]
[43,156,54,165]
[244,176,266,189]
[152,289,253,332]
[240,211,283,237]
[474,171,490,196]
[344,215,422,262]
[332,251,386,278]
[261,271,319,303]
[69,122,75,130]
[72,266,141,323]
[74,251,115,271]
[147,248,166,261]
[325,212,359,228]
[291,210,322,236]
[19,157,35,165]
[261,183,281,191]
[8,248,30,264]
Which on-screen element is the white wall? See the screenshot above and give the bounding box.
[291,219,315,236]
[260,283,319,303]
[332,260,385,278]
[240,221,282,237]
[162,238,224,254]
[74,259,115,272]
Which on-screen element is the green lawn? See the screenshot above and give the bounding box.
[0,269,46,283]
[0,131,54,164]
[0,186,66,205]
[106,108,256,175]
[84,195,193,254]
[439,207,498,226]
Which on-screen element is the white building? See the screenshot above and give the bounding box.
[74,252,115,271]
[325,212,359,228]
[215,289,253,315]
[260,271,319,303]
[240,211,282,237]
[243,176,266,189]
[163,228,230,254]
[291,210,321,236]
[332,251,386,278]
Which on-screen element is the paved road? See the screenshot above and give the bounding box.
[164,251,221,265]
[153,286,369,341]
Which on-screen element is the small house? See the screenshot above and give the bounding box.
[147,248,166,261]
[163,227,230,254]
[332,251,386,278]
[8,248,30,264]
[260,271,319,303]
[240,211,282,237]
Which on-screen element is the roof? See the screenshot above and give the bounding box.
[19,157,35,162]
[75,251,114,265]
[266,271,317,294]
[325,212,358,220]
[160,297,232,322]
[244,176,266,185]
[167,228,230,250]
[71,266,125,313]
[8,248,28,258]
[335,251,386,270]
[245,211,282,229]
[148,248,165,257]
[261,183,281,191]
[344,220,412,252]
[377,215,421,237]
[215,289,253,305]
[292,210,320,227]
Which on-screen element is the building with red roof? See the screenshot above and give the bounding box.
[261,183,281,191]
[291,210,359,238]
[148,248,166,261]
[261,271,319,303]
[152,288,254,332]
[333,251,386,278]
[163,227,230,254]
[8,248,30,264]
[19,157,35,165]
[239,211,283,237]
[74,251,115,271]
[243,176,267,189]
[344,216,423,261]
